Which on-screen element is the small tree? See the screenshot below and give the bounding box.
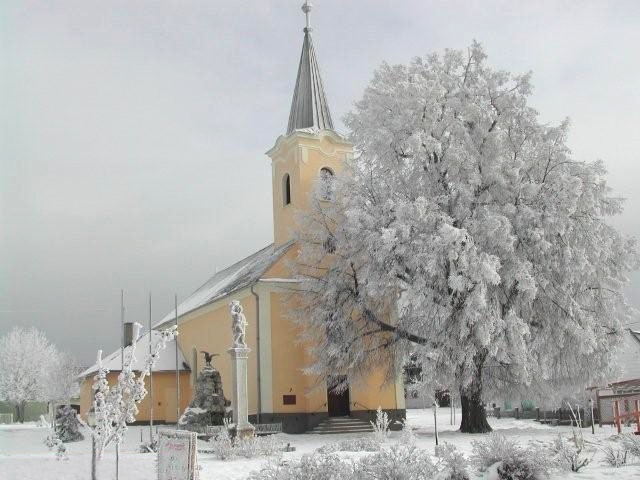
[0,327,59,422]
[80,323,177,480]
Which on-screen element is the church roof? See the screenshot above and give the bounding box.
[286,6,334,135]
[79,330,188,378]
[155,242,294,327]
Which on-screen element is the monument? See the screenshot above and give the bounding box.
[228,300,255,439]
[178,352,230,430]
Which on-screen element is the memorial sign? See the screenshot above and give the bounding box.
[157,429,198,480]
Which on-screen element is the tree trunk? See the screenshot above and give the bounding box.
[16,401,25,423]
[459,354,492,433]
[91,436,98,480]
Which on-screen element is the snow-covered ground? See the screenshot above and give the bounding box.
[1,408,639,479]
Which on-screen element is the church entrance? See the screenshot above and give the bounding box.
[327,376,350,417]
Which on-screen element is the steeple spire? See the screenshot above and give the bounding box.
[286,1,334,135]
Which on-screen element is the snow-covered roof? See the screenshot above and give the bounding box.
[79,330,189,378]
[630,330,640,346]
[155,242,294,328]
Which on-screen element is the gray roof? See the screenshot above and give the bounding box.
[155,242,294,327]
[286,28,334,135]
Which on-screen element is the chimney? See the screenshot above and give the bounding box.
[123,322,135,348]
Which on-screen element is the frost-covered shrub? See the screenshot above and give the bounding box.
[55,405,84,442]
[619,433,640,459]
[208,431,286,460]
[316,436,381,454]
[398,418,416,446]
[236,434,286,458]
[249,453,354,480]
[471,433,549,480]
[354,444,437,480]
[552,434,591,473]
[437,443,470,480]
[601,444,627,467]
[44,427,68,460]
[371,406,390,443]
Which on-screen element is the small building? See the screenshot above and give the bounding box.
[78,330,191,424]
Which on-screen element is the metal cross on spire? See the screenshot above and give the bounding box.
[302,1,312,32]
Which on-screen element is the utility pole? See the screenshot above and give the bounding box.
[175,294,180,428]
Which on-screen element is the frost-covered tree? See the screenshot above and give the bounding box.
[0,327,59,422]
[46,351,82,406]
[81,323,177,480]
[294,42,638,433]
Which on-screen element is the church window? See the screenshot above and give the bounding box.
[283,173,291,205]
[319,167,334,201]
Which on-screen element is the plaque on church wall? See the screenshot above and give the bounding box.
[283,394,296,405]
[157,429,197,480]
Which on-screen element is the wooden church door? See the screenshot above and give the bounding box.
[327,376,350,417]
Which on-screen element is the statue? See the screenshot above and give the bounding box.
[230,300,247,348]
[200,350,219,367]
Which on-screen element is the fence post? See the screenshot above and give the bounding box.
[613,400,622,434]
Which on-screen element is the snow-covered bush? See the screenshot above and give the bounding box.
[472,433,549,479]
[371,406,390,443]
[437,443,470,480]
[398,418,416,446]
[316,436,381,454]
[354,444,438,480]
[55,405,84,442]
[250,453,354,480]
[552,434,591,473]
[601,443,628,467]
[44,427,68,460]
[207,431,286,460]
[619,433,640,459]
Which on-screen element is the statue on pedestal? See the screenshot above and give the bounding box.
[230,300,247,348]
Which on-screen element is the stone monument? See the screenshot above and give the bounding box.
[228,300,255,439]
[178,356,230,429]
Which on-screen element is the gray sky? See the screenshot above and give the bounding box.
[2,0,639,365]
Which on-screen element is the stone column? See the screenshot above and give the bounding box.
[228,300,255,439]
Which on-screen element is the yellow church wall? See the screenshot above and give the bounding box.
[269,290,327,414]
[79,371,191,423]
[175,290,260,416]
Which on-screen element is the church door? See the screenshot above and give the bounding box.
[327,376,350,417]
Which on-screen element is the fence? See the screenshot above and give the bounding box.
[0,413,13,424]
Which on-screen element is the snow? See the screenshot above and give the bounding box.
[154,242,293,328]
[78,330,187,377]
[2,409,640,479]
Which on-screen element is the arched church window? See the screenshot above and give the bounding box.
[283,173,291,206]
[319,167,334,201]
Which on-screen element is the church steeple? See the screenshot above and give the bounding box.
[286,2,334,135]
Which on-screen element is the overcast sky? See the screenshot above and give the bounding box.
[2,0,639,365]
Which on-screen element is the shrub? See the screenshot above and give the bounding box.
[437,443,470,480]
[207,431,286,460]
[250,453,354,480]
[55,405,84,442]
[601,444,627,468]
[371,406,390,443]
[44,427,68,460]
[619,433,640,459]
[353,444,438,480]
[552,434,591,473]
[471,433,549,480]
[316,436,381,454]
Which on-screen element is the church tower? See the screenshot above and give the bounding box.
[267,1,353,246]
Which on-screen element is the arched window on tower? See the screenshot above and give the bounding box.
[283,173,291,206]
[319,167,334,201]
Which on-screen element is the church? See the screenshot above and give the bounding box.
[79,3,405,433]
